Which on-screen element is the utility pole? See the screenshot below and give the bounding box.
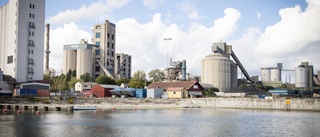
[164,38,172,81]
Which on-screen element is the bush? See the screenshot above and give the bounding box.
[43,98,50,104]
[67,98,74,104]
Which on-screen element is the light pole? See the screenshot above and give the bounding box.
[164,38,172,81]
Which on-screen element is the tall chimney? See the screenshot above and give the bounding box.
[45,23,51,75]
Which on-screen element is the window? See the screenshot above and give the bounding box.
[33,4,35,9]
[95,50,100,55]
[107,42,109,48]
[96,32,100,38]
[111,51,114,57]
[193,85,198,89]
[7,56,13,64]
[107,33,110,38]
[95,41,100,47]
[95,66,100,71]
[173,92,176,94]
[112,34,114,40]
[32,14,34,18]
[112,44,114,49]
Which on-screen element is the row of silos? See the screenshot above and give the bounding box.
[260,67,281,82]
[63,43,97,78]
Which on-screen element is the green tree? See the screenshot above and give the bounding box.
[68,77,79,90]
[43,74,50,80]
[132,70,146,81]
[128,79,145,88]
[116,78,131,86]
[203,87,219,97]
[72,70,76,77]
[148,69,165,82]
[66,69,72,82]
[80,73,94,82]
[128,70,146,88]
[95,75,116,84]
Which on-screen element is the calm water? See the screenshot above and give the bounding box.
[1,108,319,137]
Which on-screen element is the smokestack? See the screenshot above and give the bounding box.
[45,23,50,75]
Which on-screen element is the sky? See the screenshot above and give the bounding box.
[1,0,320,82]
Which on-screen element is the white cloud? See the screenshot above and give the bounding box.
[180,2,202,20]
[254,0,320,71]
[256,10,261,18]
[116,9,241,77]
[49,22,91,74]
[47,0,130,25]
[143,0,164,9]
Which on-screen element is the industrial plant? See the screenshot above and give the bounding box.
[0,0,319,99]
[63,20,132,80]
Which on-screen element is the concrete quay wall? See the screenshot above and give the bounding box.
[190,98,320,111]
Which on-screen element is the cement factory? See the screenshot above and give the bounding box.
[1,0,320,99]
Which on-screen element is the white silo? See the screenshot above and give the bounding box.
[63,50,77,73]
[295,66,308,88]
[261,68,270,81]
[77,49,93,79]
[201,53,232,92]
[270,68,281,81]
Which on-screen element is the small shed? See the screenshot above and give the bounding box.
[90,84,120,98]
[166,87,188,99]
[147,88,164,98]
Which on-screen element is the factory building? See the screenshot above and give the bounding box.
[92,20,116,78]
[0,0,45,82]
[295,62,314,88]
[63,39,98,79]
[115,53,132,79]
[202,42,253,92]
[260,63,283,87]
[63,21,132,79]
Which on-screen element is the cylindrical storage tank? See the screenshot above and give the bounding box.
[261,68,270,81]
[63,50,77,74]
[201,53,231,92]
[270,68,281,81]
[77,49,93,79]
[295,66,308,88]
[181,60,187,81]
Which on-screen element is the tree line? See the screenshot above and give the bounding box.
[44,69,167,91]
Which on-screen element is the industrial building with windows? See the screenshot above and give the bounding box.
[0,0,45,82]
[63,20,132,79]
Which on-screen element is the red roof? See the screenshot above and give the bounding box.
[166,87,185,91]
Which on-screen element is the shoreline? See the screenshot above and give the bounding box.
[1,97,320,111]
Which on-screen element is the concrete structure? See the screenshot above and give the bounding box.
[261,63,283,87]
[75,82,97,92]
[115,53,132,79]
[295,62,314,88]
[0,0,45,82]
[92,20,116,78]
[201,42,240,92]
[63,40,98,79]
[166,59,187,81]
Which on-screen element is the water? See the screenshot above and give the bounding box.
[1,108,320,137]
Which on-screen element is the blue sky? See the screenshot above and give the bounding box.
[1,0,318,82]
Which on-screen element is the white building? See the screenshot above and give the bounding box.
[0,0,45,82]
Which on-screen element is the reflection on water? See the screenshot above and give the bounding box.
[1,108,320,137]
